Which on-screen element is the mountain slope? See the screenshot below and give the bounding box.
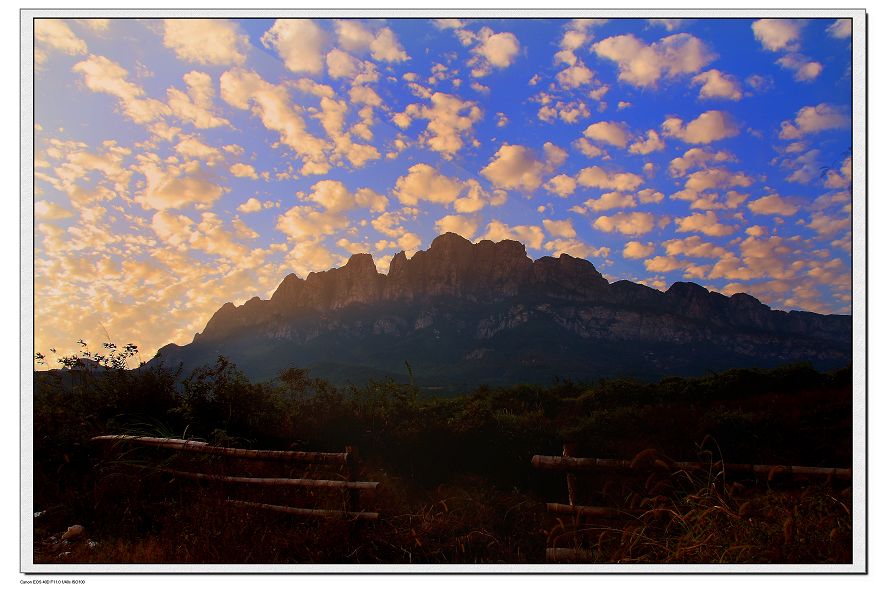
[152,233,851,388]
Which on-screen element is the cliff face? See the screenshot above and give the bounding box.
[157,232,851,386]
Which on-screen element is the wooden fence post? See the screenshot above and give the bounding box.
[563,442,577,507]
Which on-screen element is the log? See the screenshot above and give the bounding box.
[546,547,594,562]
[91,435,349,464]
[546,502,637,520]
[531,455,851,480]
[226,499,379,521]
[156,467,379,490]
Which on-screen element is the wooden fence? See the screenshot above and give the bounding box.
[91,435,380,521]
[532,445,851,563]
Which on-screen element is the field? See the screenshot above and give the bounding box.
[32,347,853,565]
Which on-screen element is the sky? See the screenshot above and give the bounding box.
[30,16,855,364]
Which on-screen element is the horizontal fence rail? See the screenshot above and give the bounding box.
[155,467,379,490]
[92,434,377,524]
[91,435,350,464]
[226,499,379,521]
[531,455,852,480]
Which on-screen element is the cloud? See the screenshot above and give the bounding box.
[623,241,655,259]
[35,200,75,221]
[776,54,823,82]
[592,33,714,88]
[544,239,609,260]
[237,197,266,213]
[661,110,739,144]
[230,163,258,179]
[807,213,851,237]
[369,27,409,62]
[637,189,664,203]
[628,130,665,155]
[163,19,248,65]
[751,19,802,52]
[481,220,544,249]
[583,121,629,148]
[556,63,595,89]
[544,174,577,197]
[137,161,227,211]
[276,205,348,240]
[436,214,480,240]
[683,168,754,192]
[220,68,328,174]
[593,212,655,236]
[747,194,800,216]
[166,71,231,129]
[669,147,735,177]
[394,163,463,206]
[662,236,727,258]
[73,55,171,125]
[647,19,686,31]
[305,179,388,213]
[580,191,637,212]
[751,18,802,51]
[576,166,644,191]
[481,143,564,193]
[394,92,482,159]
[674,211,737,236]
[35,19,88,61]
[261,19,328,74]
[542,218,577,239]
[470,28,521,76]
[778,104,850,139]
[827,19,852,39]
[691,69,742,100]
[175,136,224,165]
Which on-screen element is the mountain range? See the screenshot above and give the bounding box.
[152,232,851,390]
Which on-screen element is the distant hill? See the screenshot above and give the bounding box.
[151,232,851,389]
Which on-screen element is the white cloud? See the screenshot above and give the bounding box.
[669,147,735,177]
[556,63,595,89]
[581,191,637,212]
[576,166,644,192]
[394,92,482,159]
[827,19,852,39]
[220,68,328,174]
[73,55,171,125]
[747,193,799,216]
[35,200,75,221]
[276,205,348,240]
[542,218,577,239]
[544,239,609,260]
[481,144,560,193]
[137,161,226,211]
[166,71,231,129]
[481,220,544,249]
[394,163,463,206]
[592,33,714,88]
[261,19,328,74]
[623,241,655,259]
[544,174,577,197]
[471,28,520,76]
[163,19,248,66]
[751,19,802,52]
[675,211,737,236]
[661,110,739,144]
[776,54,823,82]
[583,121,629,148]
[370,27,409,62]
[691,69,742,100]
[35,19,88,60]
[593,212,655,235]
[227,163,256,179]
[628,130,665,155]
[435,214,480,240]
[778,104,850,139]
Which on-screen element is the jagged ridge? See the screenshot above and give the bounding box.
[155,232,851,386]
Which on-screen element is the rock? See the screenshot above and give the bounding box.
[61,524,85,541]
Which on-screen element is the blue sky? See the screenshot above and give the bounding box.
[32,17,854,361]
